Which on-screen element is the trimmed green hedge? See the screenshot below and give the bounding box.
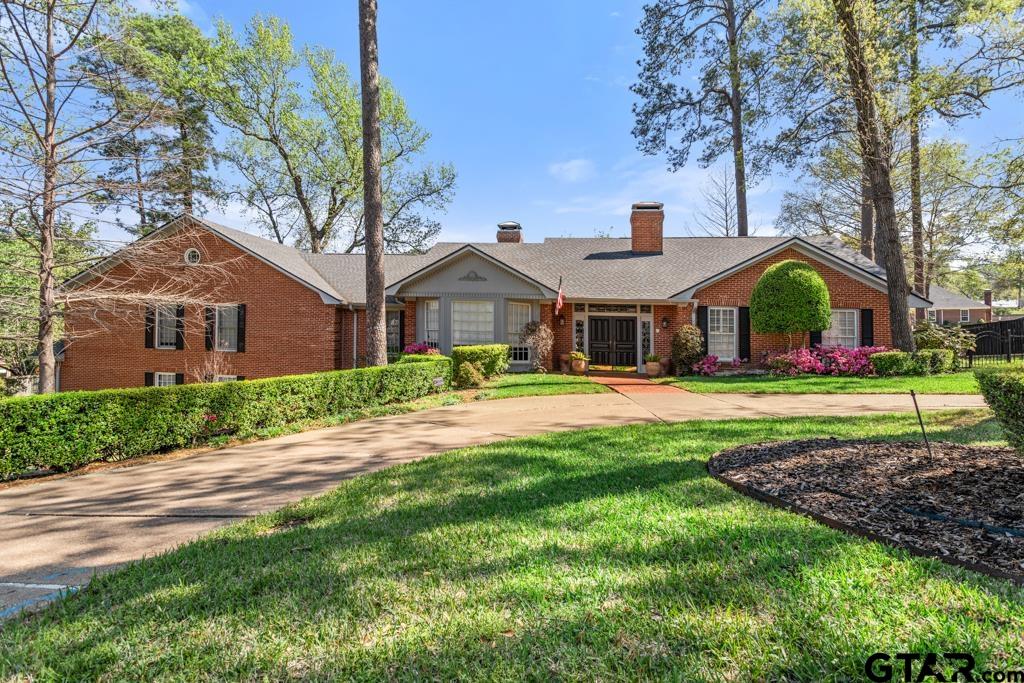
[451,344,510,378]
[396,353,451,364]
[870,349,956,377]
[976,366,1024,453]
[0,359,452,478]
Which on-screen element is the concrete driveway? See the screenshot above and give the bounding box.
[0,389,986,618]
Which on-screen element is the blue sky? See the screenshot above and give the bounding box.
[174,0,1019,246]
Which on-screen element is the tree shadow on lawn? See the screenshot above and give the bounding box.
[4,412,1021,679]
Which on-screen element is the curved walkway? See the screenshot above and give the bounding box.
[0,390,985,618]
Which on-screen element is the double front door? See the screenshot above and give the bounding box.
[588,316,637,367]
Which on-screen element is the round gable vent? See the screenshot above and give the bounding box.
[184,248,201,265]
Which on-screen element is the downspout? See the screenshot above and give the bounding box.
[350,304,357,368]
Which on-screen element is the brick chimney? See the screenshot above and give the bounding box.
[984,289,993,306]
[497,221,522,243]
[630,202,664,254]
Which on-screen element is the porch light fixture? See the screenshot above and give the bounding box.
[661,316,670,329]
[557,314,566,326]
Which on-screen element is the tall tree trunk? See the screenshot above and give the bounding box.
[37,1,58,393]
[860,164,874,260]
[908,0,925,318]
[133,152,147,232]
[725,0,749,237]
[359,0,387,366]
[832,0,915,351]
[179,118,194,215]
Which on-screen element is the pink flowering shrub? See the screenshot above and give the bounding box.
[765,345,888,376]
[403,342,440,355]
[692,355,720,376]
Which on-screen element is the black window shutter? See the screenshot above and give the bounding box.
[236,376,246,381]
[174,372,184,385]
[399,309,406,349]
[144,306,155,349]
[175,305,185,350]
[738,307,751,361]
[205,307,215,351]
[144,371,154,386]
[860,309,874,346]
[236,304,246,353]
[696,306,709,355]
[809,330,822,347]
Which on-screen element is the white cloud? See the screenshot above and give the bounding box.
[548,158,597,183]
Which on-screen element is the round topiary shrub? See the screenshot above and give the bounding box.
[750,260,831,348]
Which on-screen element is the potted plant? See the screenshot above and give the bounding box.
[570,351,589,374]
[558,353,571,373]
[644,353,662,377]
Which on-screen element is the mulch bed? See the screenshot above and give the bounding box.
[708,439,1024,583]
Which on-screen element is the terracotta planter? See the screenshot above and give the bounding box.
[571,359,588,374]
[645,361,661,377]
[559,353,571,373]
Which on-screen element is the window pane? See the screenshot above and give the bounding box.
[708,308,736,359]
[453,301,494,346]
[155,372,176,387]
[156,305,177,348]
[507,302,531,362]
[823,310,857,347]
[217,306,238,351]
[424,300,440,348]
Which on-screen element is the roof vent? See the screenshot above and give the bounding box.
[497,221,522,243]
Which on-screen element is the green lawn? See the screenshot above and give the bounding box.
[474,372,609,401]
[661,371,980,394]
[3,410,1021,680]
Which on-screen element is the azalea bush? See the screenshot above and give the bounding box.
[403,342,440,355]
[766,345,887,377]
[692,355,720,376]
[671,324,704,375]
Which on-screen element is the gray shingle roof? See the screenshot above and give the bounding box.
[191,220,912,305]
[925,284,988,310]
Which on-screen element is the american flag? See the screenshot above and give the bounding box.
[554,276,565,316]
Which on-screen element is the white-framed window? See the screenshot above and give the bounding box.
[507,301,532,363]
[452,300,494,346]
[386,310,402,356]
[155,304,178,349]
[154,372,178,387]
[216,306,238,352]
[708,307,737,360]
[214,375,238,382]
[424,299,440,349]
[928,309,937,322]
[960,309,970,323]
[823,309,858,348]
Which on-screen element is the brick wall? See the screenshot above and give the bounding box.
[403,299,417,347]
[630,207,664,254]
[62,226,339,390]
[694,247,893,361]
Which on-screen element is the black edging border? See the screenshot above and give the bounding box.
[707,440,1024,587]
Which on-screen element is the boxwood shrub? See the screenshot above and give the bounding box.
[451,344,510,378]
[869,349,956,376]
[870,351,911,376]
[976,366,1024,453]
[0,358,452,478]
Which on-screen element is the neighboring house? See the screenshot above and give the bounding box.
[924,285,992,326]
[60,204,930,390]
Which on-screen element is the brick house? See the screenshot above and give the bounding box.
[60,205,930,390]
[924,284,992,326]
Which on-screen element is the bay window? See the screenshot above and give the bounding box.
[708,307,737,360]
[823,309,858,348]
[452,300,494,346]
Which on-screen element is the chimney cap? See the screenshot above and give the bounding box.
[631,201,664,211]
[497,221,521,230]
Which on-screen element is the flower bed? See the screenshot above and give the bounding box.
[765,345,887,376]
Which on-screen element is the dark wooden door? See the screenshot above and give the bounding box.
[589,317,612,365]
[588,316,637,367]
[613,317,637,366]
